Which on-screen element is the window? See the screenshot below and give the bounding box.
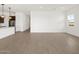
[67,14,75,26]
[67,14,75,22]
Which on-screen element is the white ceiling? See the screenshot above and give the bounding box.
[0,4,79,13]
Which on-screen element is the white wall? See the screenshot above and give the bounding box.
[16,12,30,32]
[65,8,79,37]
[31,10,65,32]
[24,15,30,30]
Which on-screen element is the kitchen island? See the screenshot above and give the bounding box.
[0,27,15,39]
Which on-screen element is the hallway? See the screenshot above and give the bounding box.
[0,32,79,54]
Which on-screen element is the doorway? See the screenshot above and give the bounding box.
[26,15,31,33]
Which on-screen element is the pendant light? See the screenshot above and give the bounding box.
[1,4,5,18]
[9,7,12,19]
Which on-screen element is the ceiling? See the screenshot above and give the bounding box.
[0,4,79,13]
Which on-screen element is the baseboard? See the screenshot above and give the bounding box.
[65,33,79,38]
[30,32,65,34]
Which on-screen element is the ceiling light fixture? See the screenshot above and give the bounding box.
[1,4,5,18]
[9,7,12,19]
[0,4,13,19]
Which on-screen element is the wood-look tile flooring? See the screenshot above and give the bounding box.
[0,32,79,54]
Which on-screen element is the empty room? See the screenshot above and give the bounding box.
[0,4,79,54]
